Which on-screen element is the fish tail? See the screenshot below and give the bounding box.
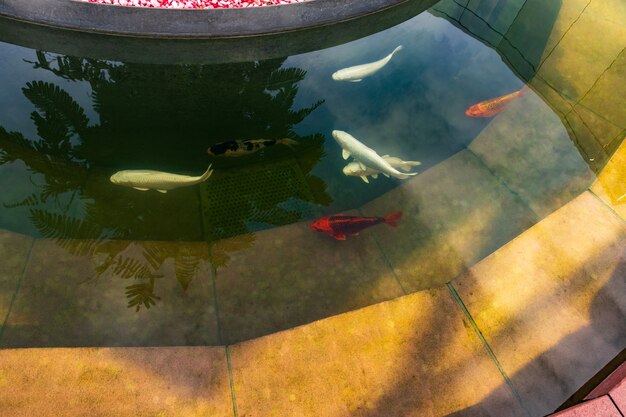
[400,161,422,172]
[384,211,402,227]
[278,138,299,149]
[200,164,213,182]
[392,45,404,55]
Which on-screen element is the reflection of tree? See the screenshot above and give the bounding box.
[0,52,329,310]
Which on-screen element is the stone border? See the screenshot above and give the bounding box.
[0,0,424,38]
[0,0,436,64]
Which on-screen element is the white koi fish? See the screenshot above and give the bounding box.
[110,165,213,193]
[343,156,421,183]
[332,130,418,180]
[332,46,403,82]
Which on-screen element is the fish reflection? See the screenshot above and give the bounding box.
[465,86,527,117]
[332,130,418,180]
[207,138,298,157]
[110,165,213,193]
[343,156,421,183]
[310,212,402,240]
[332,46,403,82]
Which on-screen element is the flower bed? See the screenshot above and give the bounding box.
[82,0,306,8]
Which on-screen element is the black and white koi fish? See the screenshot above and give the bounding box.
[207,138,298,157]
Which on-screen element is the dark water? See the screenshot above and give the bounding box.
[0,0,622,346]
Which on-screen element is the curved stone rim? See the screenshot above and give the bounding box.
[0,0,416,38]
[0,0,437,64]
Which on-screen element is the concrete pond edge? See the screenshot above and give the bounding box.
[1,0,421,38]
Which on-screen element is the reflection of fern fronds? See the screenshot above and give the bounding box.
[30,112,72,151]
[266,67,307,90]
[126,278,160,312]
[209,233,256,268]
[28,51,111,83]
[0,128,34,165]
[109,256,161,280]
[142,242,172,271]
[30,210,104,256]
[23,81,89,137]
[290,100,324,125]
[3,193,42,208]
[174,245,207,290]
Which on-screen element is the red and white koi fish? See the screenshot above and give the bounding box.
[310,211,402,240]
[465,86,528,118]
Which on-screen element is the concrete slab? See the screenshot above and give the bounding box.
[549,396,621,417]
[539,0,590,60]
[0,346,233,417]
[362,150,537,293]
[0,230,33,330]
[564,109,610,172]
[592,137,626,221]
[453,191,626,417]
[537,3,626,103]
[230,287,527,417]
[214,218,404,344]
[1,239,219,347]
[571,104,624,154]
[469,91,594,218]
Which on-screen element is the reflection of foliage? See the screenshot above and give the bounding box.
[0,51,329,310]
[209,233,257,269]
[126,279,161,312]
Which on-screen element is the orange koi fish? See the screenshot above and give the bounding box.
[465,86,528,118]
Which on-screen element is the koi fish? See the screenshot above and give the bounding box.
[332,130,418,180]
[110,165,213,193]
[343,155,421,183]
[310,211,402,240]
[207,138,297,157]
[465,86,528,117]
[332,46,403,82]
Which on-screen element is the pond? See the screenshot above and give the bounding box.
[0,0,622,347]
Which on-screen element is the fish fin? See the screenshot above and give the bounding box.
[357,161,368,170]
[360,176,370,183]
[349,79,362,83]
[395,172,418,179]
[382,154,390,158]
[383,173,390,178]
[332,233,347,241]
[133,187,149,191]
[342,149,351,160]
[200,164,213,181]
[157,189,168,194]
[371,174,378,179]
[384,211,402,227]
